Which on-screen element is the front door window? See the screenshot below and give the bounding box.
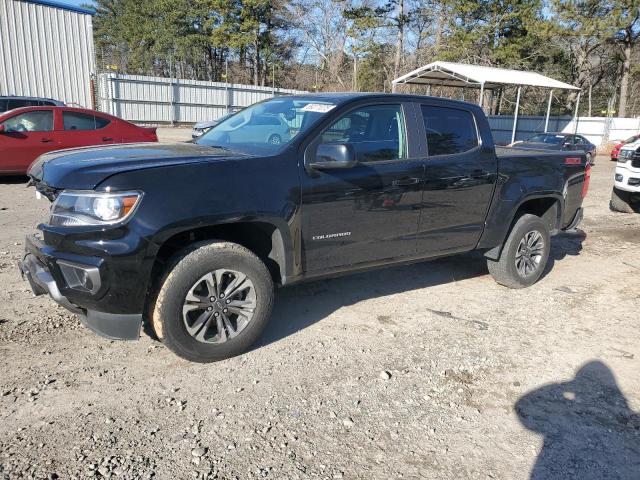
[2,111,53,133]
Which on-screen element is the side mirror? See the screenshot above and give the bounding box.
[0,124,5,133]
[308,143,357,170]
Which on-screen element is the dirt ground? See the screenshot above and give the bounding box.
[1,150,639,480]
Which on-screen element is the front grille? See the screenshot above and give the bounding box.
[632,158,640,168]
[620,149,635,160]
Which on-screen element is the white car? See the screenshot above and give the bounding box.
[191,112,236,139]
[204,112,291,146]
[612,140,640,213]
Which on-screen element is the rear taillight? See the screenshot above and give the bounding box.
[581,164,591,198]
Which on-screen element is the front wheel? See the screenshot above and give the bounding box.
[487,214,551,289]
[152,241,274,362]
[609,187,636,213]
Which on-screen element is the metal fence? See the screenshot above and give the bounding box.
[488,115,640,146]
[97,73,307,124]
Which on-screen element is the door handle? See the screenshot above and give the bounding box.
[392,177,420,187]
[41,138,53,143]
[102,137,113,141]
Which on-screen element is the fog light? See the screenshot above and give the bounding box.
[57,260,101,294]
[615,174,623,182]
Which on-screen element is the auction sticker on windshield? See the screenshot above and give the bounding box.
[301,103,336,113]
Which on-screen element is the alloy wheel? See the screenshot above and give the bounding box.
[515,230,545,277]
[182,269,256,344]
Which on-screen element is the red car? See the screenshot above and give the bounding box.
[611,134,640,161]
[0,106,157,174]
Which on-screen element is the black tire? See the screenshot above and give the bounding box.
[586,152,593,166]
[152,241,274,362]
[609,187,635,213]
[487,214,551,289]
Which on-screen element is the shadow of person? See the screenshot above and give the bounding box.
[515,361,640,479]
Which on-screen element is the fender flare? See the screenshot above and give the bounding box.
[484,193,564,261]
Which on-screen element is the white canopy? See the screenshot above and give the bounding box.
[392,61,580,144]
[392,61,579,91]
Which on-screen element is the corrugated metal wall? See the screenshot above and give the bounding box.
[0,0,95,107]
[97,73,308,124]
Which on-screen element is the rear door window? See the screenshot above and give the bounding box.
[421,105,478,156]
[63,112,108,130]
[94,116,111,129]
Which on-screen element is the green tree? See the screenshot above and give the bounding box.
[611,0,640,116]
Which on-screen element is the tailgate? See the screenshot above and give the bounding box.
[560,153,589,228]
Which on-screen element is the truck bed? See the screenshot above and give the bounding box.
[477,145,588,252]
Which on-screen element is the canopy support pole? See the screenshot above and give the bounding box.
[511,86,522,144]
[573,91,581,134]
[544,90,553,133]
[478,83,484,109]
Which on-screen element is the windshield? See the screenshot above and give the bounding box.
[196,97,337,155]
[527,134,565,145]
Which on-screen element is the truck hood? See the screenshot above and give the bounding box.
[29,142,248,190]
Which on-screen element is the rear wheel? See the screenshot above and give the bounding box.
[152,241,274,362]
[609,187,635,213]
[585,152,593,165]
[487,214,551,289]
[268,134,282,145]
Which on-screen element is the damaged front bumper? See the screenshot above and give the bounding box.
[18,249,142,341]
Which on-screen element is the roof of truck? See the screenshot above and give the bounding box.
[287,92,481,108]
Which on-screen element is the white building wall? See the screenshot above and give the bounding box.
[0,0,95,107]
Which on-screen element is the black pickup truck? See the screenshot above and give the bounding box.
[19,94,589,362]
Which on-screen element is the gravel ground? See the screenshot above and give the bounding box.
[1,154,639,480]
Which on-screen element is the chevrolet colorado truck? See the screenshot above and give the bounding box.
[19,94,589,362]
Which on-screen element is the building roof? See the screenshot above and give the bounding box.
[392,61,579,91]
[21,0,94,15]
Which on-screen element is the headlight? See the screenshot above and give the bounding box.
[50,190,143,226]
